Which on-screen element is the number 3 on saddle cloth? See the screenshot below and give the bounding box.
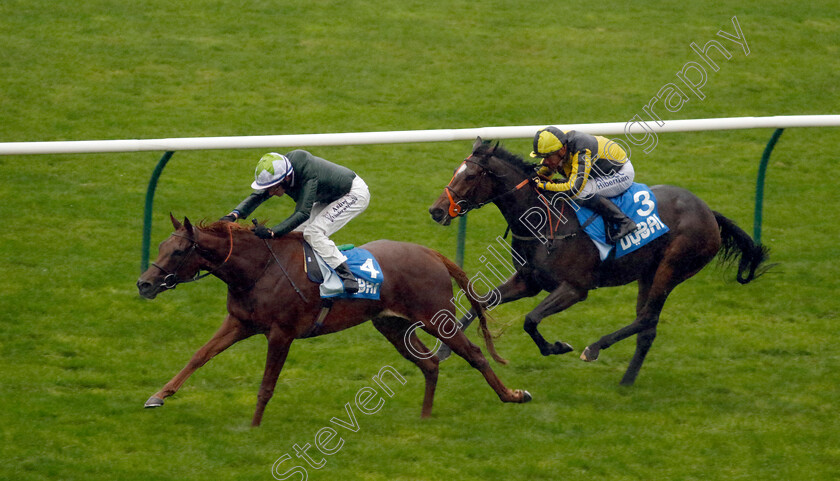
[301,241,383,300]
[573,183,670,261]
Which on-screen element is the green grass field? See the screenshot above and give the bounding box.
[2,1,839,480]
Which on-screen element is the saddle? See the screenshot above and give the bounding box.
[300,240,383,300]
[573,183,670,260]
[299,240,384,338]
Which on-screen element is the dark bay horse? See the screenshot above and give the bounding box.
[429,138,769,386]
[137,215,530,426]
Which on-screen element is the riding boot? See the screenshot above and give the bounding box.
[578,194,637,243]
[333,262,359,294]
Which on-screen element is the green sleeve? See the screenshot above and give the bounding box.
[232,190,271,219]
[270,178,319,237]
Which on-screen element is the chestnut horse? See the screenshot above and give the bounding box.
[137,215,530,426]
[429,138,769,385]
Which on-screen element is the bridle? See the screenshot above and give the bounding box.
[443,151,571,242]
[444,154,531,217]
[150,225,235,290]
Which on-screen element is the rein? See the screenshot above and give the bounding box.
[150,224,235,290]
[152,222,309,301]
[262,238,308,303]
[446,153,576,243]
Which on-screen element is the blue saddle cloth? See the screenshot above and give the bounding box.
[303,244,383,300]
[572,183,670,260]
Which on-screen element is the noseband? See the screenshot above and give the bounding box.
[444,158,487,217]
[150,226,235,290]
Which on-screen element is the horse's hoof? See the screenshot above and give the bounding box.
[580,346,599,362]
[556,341,574,354]
[144,396,165,408]
[541,341,573,356]
[521,390,532,403]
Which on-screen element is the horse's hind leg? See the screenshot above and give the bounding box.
[618,258,711,385]
[437,271,541,361]
[621,278,659,386]
[372,316,439,418]
[145,314,253,408]
[433,325,531,404]
[581,267,673,385]
[622,326,658,386]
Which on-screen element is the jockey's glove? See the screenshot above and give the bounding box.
[220,213,237,222]
[253,224,275,239]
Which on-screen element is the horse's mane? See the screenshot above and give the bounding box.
[196,220,303,241]
[198,220,253,234]
[481,140,539,176]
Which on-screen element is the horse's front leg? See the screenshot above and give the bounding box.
[145,314,253,408]
[524,281,587,356]
[251,325,294,427]
[437,270,541,361]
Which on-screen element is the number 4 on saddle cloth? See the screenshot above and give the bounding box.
[301,241,383,300]
[573,183,670,261]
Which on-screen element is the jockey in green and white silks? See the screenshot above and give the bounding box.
[221,151,370,293]
[530,126,637,242]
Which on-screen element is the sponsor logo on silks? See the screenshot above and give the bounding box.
[573,183,670,260]
[595,173,631,190]
[355,278,380,296]
[325,195,359,222]
[617,212,668,255]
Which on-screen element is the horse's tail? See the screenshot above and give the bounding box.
[432,250,508,365]
[713,211,771,284]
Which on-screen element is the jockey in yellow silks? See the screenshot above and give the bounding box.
[530,126,637,242]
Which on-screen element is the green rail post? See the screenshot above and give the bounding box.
[456,214,467,267]
[753,129,784,244]
[141,151,175,272]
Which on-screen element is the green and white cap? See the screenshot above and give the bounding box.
[251,153,293,189]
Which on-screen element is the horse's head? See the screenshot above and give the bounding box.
[137,214,206,299]
[429,137,534,225]
[429,137,502,225]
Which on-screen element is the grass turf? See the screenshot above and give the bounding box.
[1,1,839,480]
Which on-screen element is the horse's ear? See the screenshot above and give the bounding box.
[170,213,182,230]
[473,137,483,152]
[183,217,194,236]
